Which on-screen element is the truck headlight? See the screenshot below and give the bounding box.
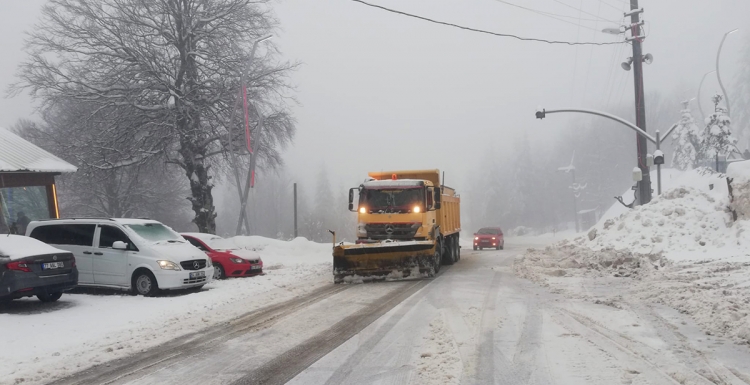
[357,223,367,237]
[157,260,181,271]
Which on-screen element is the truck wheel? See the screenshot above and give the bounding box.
[442,237,455,266]
[432,251,441,276]
[455,238,461,261]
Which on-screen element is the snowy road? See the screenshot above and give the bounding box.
[49,240,750,385]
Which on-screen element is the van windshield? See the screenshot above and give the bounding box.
[125,223,182,243]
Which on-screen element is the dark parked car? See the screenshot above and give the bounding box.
[0,234,78,302]
[473,227,504,250]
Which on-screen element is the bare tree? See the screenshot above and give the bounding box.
[12,0,296,233]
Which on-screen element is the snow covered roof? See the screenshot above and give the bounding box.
[0,234,69,261]
[112,218,162,225]
[0,126,77,173]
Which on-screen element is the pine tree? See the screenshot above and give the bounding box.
[670,100,704,170]
[703,94,738,159]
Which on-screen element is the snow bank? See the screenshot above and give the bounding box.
[0,236,333,385]
[727,160,750,220]
[515,168,750,345]
[587,168,737,262]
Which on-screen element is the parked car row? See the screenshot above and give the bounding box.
[1,218,263,303]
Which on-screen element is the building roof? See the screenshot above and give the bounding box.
[0,127,77,173]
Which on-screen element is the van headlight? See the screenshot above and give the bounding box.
[157,260,181,271]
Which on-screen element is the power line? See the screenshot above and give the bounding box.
[551,0,620,23]
[493,0,611,24]
[347,0,625,46]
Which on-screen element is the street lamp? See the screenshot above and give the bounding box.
[536,108,677,197]
[717,28,739,118]
[697,70,716,121]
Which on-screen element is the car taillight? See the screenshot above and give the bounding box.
[70,255,76,268]
[6,261,32,273]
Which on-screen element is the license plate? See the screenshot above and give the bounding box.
[42,262,65,270]
[190,271,205,279]
[251,265,261,270]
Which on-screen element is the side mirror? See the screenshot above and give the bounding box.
[434,187,441,210]
[348,188,356,212]
[112,241,128,250]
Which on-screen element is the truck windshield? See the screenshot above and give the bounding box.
[360,188,424,213]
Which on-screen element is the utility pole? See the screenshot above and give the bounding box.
[293,183,298,238]
[628,0,651,205]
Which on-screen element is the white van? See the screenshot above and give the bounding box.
[26,218,214,296]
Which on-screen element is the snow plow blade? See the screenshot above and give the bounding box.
[332,241,438,283]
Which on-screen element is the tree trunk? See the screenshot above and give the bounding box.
[181,144,217,233]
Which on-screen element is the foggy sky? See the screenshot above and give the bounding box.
[1,0,748,196]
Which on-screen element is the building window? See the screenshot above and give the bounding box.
[0,186,51,234]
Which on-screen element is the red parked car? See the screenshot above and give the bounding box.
[181,233,263,280]
[473,227,504,250]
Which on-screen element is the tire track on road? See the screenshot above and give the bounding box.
[550,306,715,385]
[49,284,350,385]
[234,279,431,385]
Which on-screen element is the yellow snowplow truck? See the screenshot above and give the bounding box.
[333,169,461,283]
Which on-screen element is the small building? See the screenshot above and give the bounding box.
[0,127,77,234]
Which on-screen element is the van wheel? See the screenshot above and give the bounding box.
[133,270,159,297]
[37,292,63,302]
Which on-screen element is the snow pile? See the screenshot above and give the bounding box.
[228,236,332,267]
[413,312,461,385]
[515,242,669,282]
[727,160,750,220]
[636,257,750,345]
[586,169,737,261]
[514,168,750,345]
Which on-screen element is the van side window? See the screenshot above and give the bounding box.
[98,225,136,251]
[30,224,96,246]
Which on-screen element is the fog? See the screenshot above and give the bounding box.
[2,0,749,238]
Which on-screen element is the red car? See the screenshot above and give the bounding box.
[181,233,263,280]
[473,227,504,250]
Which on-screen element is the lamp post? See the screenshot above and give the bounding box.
[536,108,677,198]
[697,70,716,122]
[717,28,739,118]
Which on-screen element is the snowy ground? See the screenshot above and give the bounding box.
[0,236,333,385]
[515,167,750,352]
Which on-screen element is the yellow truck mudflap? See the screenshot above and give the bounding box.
[333,241,437,282]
